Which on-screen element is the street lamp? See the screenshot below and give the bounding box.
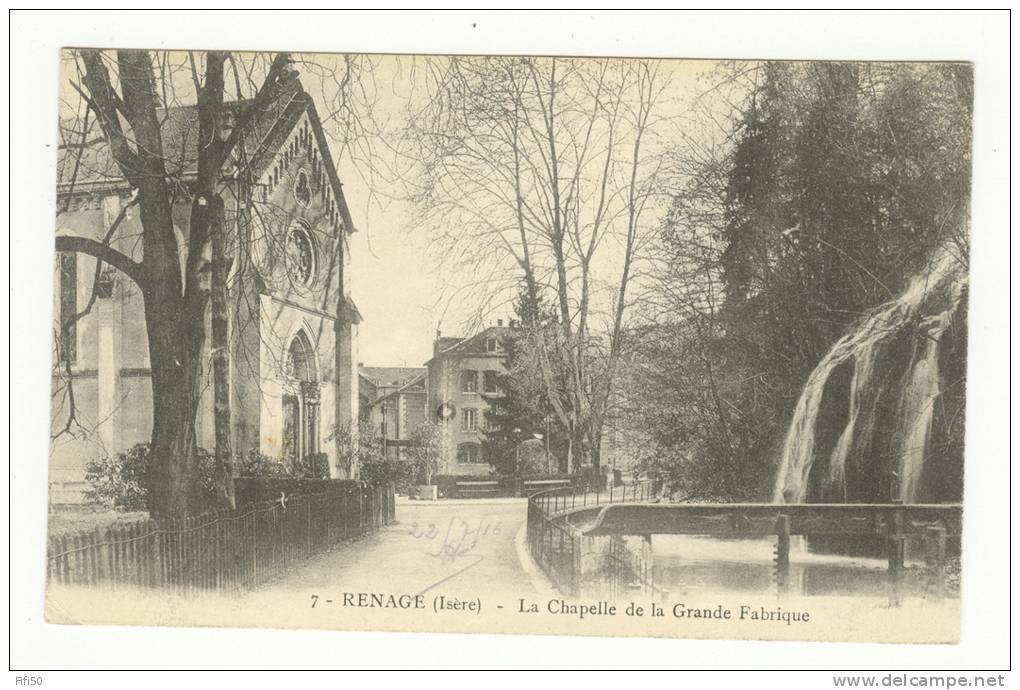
[380,401,388,461]
[512,427,522,476]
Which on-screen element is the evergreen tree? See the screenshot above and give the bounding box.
[640,62,971,500]
[482,290,569,475]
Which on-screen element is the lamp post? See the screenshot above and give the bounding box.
[380,401,388,461]
[513,427,522,476]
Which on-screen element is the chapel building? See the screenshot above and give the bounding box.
[51,79,361,503]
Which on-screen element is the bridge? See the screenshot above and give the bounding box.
[526,482,963,605]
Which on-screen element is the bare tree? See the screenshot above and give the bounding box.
[55,49,388,514]
[404,56,669,473]
[55,49,302,515]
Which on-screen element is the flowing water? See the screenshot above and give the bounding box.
[650,247,967,598]
[651,535,921,599]
[772,246,968,504]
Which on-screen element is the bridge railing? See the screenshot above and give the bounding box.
[530,479,655,518]
[527,480,659,598]
[527,482,962,605]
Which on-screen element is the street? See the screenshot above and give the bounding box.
[245,497,548,604]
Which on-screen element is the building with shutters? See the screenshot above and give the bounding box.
[425,324,511,476]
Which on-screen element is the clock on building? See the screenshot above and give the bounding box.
[436,402,456,422]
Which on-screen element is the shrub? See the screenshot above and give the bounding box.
[84,445,331,512]
[83,443,220,512]
[235,449,290,478]
[328,419,384,479]
[83,443,152,511]
[360,460,415,494]
[296,452,330,480]
[406,421,442,485]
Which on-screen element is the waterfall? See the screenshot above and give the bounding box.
[773,246,967,504]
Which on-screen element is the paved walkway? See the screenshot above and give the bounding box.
[245,497,547,603]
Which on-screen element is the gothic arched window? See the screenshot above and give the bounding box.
[282,331,321,464]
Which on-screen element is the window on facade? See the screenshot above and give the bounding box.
[486,338,497,352]
[457,442,482,464]
[58,252,77,363]
[287,333,316,381]
[283,332,320,462]
[461,408,478,431]
[460,369,478,393]
[483,370,498,394]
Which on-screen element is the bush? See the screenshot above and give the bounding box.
[328,420,381,479]
[235,449,290,478]
[405,421,442,485]
[296,452,330,480]
[360,460,415,494]
[83,443,153,511]
[84,443,221,512]
[85,445,334,512]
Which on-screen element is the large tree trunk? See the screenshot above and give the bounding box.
[146,312,205,516]
[144,193,214,516]
[68,49,297,517]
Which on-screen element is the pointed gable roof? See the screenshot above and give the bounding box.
[426,326,510,365]
[56,75,355,235]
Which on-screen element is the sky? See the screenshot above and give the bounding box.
[304,54,489,369]
[308,55,734,369]
[57,51,739,370]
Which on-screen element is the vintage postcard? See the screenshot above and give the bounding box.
[44,46,971,646]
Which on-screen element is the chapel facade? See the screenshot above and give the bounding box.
[51,79,361,503]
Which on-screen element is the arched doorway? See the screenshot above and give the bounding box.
[282,330,320,463]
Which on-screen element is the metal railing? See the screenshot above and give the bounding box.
[527,480,660,599]
[48,482,396,594]
[529,479,655,517]
[528,482,962,604]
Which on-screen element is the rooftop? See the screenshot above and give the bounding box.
[359,366,426,388]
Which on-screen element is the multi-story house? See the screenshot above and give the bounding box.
[425,323,510,475]
[358,366,427,460]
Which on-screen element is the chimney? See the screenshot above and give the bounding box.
[434,328,442,357]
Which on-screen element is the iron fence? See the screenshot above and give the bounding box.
[527,480,661,599]
[47,482,395,593]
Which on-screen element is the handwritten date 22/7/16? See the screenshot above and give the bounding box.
[408,516,501,564]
